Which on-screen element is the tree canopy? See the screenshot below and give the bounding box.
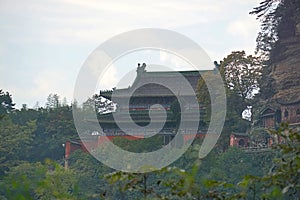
[0,90,15,119]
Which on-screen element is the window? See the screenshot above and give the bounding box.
[297,109,300,115]
[284,110,289,117]
[238,139,245,147]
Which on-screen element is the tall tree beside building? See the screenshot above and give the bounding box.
[219,51,262,104]
[196,53,261,150]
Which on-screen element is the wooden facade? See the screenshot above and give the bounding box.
[64,64,210,162]
[260,101,300,129]
[256,101,300,148]
[98,63,207,137]
[260,105,281,129]
[280,102,300,125]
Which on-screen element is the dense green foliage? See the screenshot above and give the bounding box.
[1,95,298,199]
[101,124,299,200]
[0,90,15,120]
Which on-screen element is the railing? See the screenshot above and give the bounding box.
[242,145,271,152]
[120,104,171,111]
[99,129,207,136]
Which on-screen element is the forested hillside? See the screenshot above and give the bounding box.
[0,92,298,199]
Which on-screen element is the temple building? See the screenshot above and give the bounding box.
[97,63,208,141]
[260,98,300,129]
[64,64,211,163]
[259,104,282,129]
[229,132,250,148]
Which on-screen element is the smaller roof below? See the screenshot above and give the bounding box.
[231,132,249,137]
[260,105,280,115]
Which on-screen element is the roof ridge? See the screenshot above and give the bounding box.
[144,69,211,73]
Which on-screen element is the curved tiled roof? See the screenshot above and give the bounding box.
[100,66,211,99]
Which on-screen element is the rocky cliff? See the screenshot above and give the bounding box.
[270,34,300,104]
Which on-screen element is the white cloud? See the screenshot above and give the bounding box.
[227,16,259,39]
[1,0,260,45]
[0,68,74,108]
[0,0,263,107]
[159,49,214,70]
[159,50,196,70]
[32,69,73,101]
[98,65,118,90]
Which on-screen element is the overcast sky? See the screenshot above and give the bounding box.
[0,0,262,108]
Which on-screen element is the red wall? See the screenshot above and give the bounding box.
[229,134,249,147]
[65,141,82,159]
